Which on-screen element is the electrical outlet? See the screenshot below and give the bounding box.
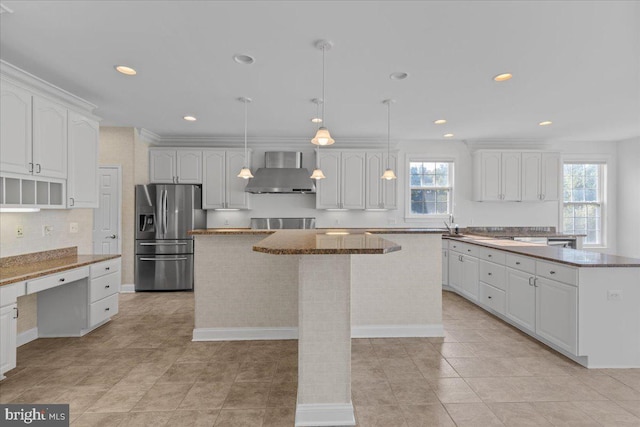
[69,222,79,233]
[607,290,622,301]
[42,225,53,236]
[16,225,24,238]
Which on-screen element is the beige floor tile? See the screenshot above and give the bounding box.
[57,385,111,415]
[236,360,278,382]
[617,401,640,418]
[86,384,150,413]
[399,403,456,427]
[447,329,489,343]
[272,362,297,383]
[35,365,94,387]
[389,379,439,404]
[167,410,220,427]
[9,385,70,404]
[411,357,460,378]
[263,407,295,427]
[70,412,126,426]
[577,375,640,401]
[532,401,601,426]
[267,382,297,407]
[118,411,173,427]
[156,362,207,384]
[432,342,477,358]
[116,362,171,385]
[427,378,482,403]
[402,342,440,358]
[487,402,554,426]
[444,402,505,426]
[131,383,192,412]
[572,400,640,426]
[352,382,398,406]
[197,362,241,383]
[447,357,533,377]
[223,382,271,409]
[355,404,408,427]
[179,382,232,410]
[214,409,266,426]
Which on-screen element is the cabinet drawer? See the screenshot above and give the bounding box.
[536,261,577,286]
[90,259,121,279]
[450,242,479,256]
[479,261,506,290]
[89,293,118,327]
[479,282,506,315]
[89,272,120,303]
[26,267,89,294]
[505,254,535,274]
[0,281,26,307]
[479,247,506,264]
[448,241,464,252]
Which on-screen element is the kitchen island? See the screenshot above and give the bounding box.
[189,228,443,427]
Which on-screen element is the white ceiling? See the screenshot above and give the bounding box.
[1,1,639,144]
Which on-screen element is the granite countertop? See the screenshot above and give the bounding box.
[0,247,121,287]
[189,227,445,235]
[252,230,402,255]
[444,235,640,267]
[189,228,275,235]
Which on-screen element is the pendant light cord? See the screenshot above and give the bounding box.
[316,100,321,168]
[387,101,391,169]
[244,98,248,163]
[321,44,326,124]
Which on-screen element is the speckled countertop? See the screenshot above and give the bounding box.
[252,230,402,255]
[189,228,444,235]
[444,235,640,267]
[0,247,121,287]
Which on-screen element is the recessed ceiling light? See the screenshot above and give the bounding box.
[183,116,197,122]
[539,121,553,126]
[233,54,255,65]
[493,73,512,82]
[390,72,409,80]
[114,65,137,76]
[443,133,454,138]
[311,117,323,123]
[434,119,447,125]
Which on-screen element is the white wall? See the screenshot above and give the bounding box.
[205,140,620,253]
[616,137,640,258]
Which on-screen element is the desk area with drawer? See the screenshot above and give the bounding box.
[0,249,121,379]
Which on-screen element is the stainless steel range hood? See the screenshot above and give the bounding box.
[244,152,316,194]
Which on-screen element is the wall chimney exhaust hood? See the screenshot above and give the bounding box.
[244,152,316,194]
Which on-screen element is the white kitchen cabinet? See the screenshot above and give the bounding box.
[67,111,99,208]
[0,81,67,180]
[0,303,18,378]
[474,150,521,201]
[535,276,577,353]
[505,267,536,331]
[150,149,202,184]
[202,149,251,210]
[316,150,365,209]
[442,247,449,286]
[32,96,67,179]
[0,81,32,175]
[365,152,398,209]
[448,252,462,292]
[460,254,479,301]
[521,152,561,201]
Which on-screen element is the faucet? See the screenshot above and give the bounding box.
[444,214,459,235]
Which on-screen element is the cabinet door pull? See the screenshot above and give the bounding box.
[467,249,472,252]
[528,277,534,286]
[549,271,556,275]
[70,197,75,206]
[105,267,110,271]
[533,278,539,287]
[59,278,65,282]
[105,285,110,289]
[488,296,492,299]
[105,307,110,311]
[13,306,19,319]
[515,261,521,265]
[36,164,41,173]
[28,162,34,172]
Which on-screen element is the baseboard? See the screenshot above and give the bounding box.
[351,323,444,338]
[120,284,135,293]
[192,327,298,341]
[295,403,356,426]
[17,327,38,346]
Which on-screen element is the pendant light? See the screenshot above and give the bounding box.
[381,99,398,180]
[310,98,326,180]
[237,97,253,179]
[311,40,335,146]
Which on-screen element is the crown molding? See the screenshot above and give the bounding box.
[0,60,99,118]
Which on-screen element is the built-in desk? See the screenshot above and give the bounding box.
[0,247,121,379]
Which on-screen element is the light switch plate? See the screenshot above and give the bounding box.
[16,225,24,238]
[69,222,79,233]
[42,225,53,236]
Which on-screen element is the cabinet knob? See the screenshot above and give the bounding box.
[105,307,110,311]
[488,296,492,299]
[59,278,65,282]
[516,262,521,265]
[467,249,471,252]
[549,271,556,275]
[488,254,492,258]
[488,272,492,276]
[105,267,110,271]
[105,285,110,288]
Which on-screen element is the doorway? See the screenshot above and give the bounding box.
[93,166,122,255]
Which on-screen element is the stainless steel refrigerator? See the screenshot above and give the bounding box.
[134,184,206,291]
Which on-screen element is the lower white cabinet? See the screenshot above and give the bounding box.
[479,282,506,315]
[0,303,18,378]
[448,251,479,301]
[535,276,577,353]
[505,268,537,331]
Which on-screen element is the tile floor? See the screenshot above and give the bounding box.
[1,291,640,426]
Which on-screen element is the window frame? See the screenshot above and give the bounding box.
[405,156,455,222]
[561,160,607,248]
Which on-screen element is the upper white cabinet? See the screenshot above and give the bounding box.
[474,150,559,202]
[521,152,561,201]
[67,112,99,208]
[316,150,365,209]
[202,149,251,210]
[0,81,67,179]
[0,81,32,175]
[366,152,398,209]
[149,149,202,184]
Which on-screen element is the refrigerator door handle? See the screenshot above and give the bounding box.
[161,189,168,237]
[139,242,188,246]
[139,257,189,261]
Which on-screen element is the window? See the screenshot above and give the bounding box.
[409,161,453,216]
[563,163,604,245]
